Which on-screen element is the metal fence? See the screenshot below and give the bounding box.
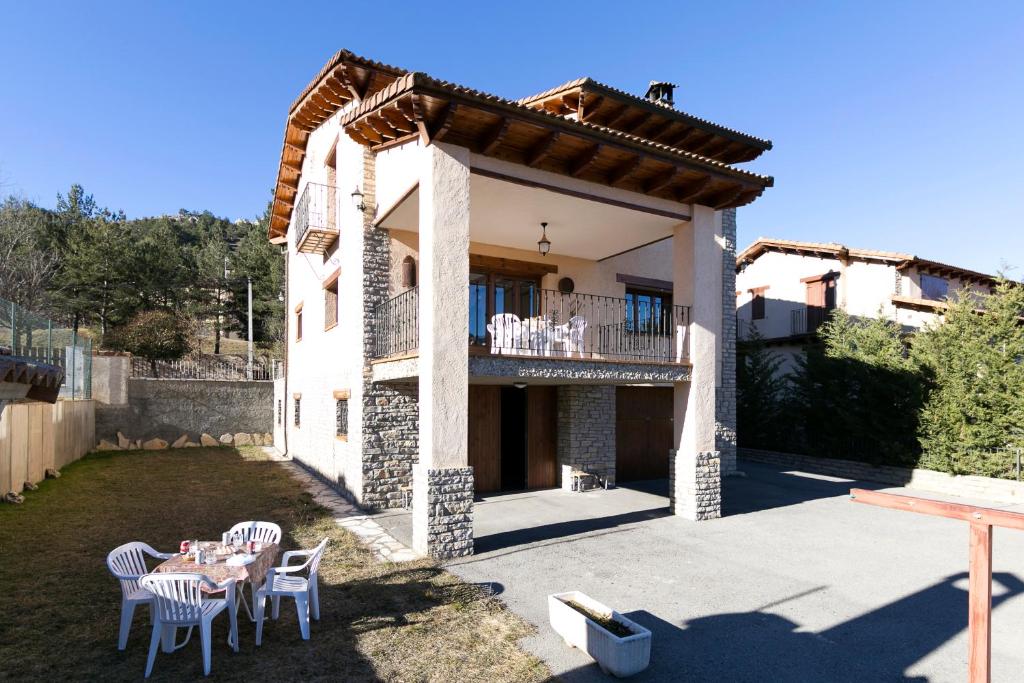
[0,297,91,399]
[130,355,275,381]
[968,446,1024,481]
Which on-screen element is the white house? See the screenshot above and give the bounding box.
[268,50,774,558]
[735,238,998,371]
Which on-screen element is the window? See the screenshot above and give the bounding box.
[749,287,768,320]
[401,255,417,288]
[293,395,301,427]
[468,265,544,345]
[625,287,672,334]
[324,270,339,330]
[334,390,350,440]
[295,303,303,341]
[920,274,949,301]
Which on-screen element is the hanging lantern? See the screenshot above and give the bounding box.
[538,222,551,256]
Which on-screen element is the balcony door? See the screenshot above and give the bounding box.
[469,270,541,348]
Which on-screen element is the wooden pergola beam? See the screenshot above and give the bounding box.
[607,156,642,186]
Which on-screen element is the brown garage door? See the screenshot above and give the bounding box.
[616,387,673,482]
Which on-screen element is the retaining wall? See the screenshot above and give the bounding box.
[739,447,1024,505]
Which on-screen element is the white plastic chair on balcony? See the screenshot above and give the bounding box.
[254,538,329,645]
[562,315,587,357]
[227,521,282,545]
[487,313,523,355]
[139,572,238,678]
[105,541,176,650]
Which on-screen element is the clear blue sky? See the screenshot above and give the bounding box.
[2,1,1022,274]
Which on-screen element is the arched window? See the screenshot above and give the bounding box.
[402,255,417,288]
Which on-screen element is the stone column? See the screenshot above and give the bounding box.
[670,205,722,520]
[556,385,616,490]
[717,208,738,476]
[413,142,474,558]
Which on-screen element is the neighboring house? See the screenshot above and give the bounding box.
[735,238,998,371]
[268,50,773,558]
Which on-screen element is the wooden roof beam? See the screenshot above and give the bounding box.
[677,177,712,203]
[380,105,416,134]
[689,132,721,155]
[643,167,682,193]
[366,114,399,141]
[578,94,605,122]
[344,125,371,146]
[478,117,511,155]
[710,185,745,209]
[430,102,458,142]
[411,94,430,144]
[597,103,631,128]
[608,156,642,186]
[569,144,603,177]
[526,131,561,167]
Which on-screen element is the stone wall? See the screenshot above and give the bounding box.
[716,207,738,475]
[412,465,474,558]
[556,385,616,489]
[740,447,1024,505]
[95,378,272,443]
[669,449,721,520]
[360,149,420,510]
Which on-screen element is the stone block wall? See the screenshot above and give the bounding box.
[669,449,721,520]
[412,465,474,558]
[94,378,272,443]
[360,149,421,510]
[556,385,616,489]
[716,207,738,475]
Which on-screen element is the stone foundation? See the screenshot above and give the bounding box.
[556,385,616,489]
[669,449,722,520]
[412,465,474,558]
[361,383,419,510]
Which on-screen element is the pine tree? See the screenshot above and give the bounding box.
[736,324,791,450]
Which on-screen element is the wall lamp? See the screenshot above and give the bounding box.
[350,186,366,212]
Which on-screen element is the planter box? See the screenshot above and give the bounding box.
[548,591,651,677]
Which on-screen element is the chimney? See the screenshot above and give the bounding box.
[644,81,678,108]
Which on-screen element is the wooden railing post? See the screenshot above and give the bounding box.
[968,522,992,683]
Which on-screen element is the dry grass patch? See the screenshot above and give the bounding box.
[0,447,548,682]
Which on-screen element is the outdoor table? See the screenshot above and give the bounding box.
[154,541,280,626]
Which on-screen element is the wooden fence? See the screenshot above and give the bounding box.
[0,399,95,495]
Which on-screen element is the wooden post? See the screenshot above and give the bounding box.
[968,522,992,683]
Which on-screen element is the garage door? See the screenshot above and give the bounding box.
[615,387,673,482]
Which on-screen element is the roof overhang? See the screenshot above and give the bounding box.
[339,72,772,214]
[518,78,772,163]
[268,50,407,239]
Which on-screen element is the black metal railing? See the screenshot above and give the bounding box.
[375,287,419,358]
[293,182,337,249]
[373,286,690,363]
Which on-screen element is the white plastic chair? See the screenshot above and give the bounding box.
[254,538,329,645]
[106,541,176,650]
[488,313,523,355]
[563,315,587,356]
[227,521,282,545]
[139,572,238,678]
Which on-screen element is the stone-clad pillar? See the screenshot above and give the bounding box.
[670,205,722,520]
[413,142,474,558]
[717,208,738,476]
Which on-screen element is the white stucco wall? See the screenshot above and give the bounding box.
[284,107,366,495]
[736,251,840,339]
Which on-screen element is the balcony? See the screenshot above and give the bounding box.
[293,183,338,254]
[374,286,690,365]
[790,306,830,336]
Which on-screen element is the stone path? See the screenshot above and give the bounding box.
[266,449,418,563]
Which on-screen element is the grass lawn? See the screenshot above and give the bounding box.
[0,447,549,682]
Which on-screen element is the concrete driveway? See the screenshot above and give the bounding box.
[372,461,1024,681]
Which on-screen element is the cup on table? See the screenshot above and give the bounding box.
[180,540,191,555]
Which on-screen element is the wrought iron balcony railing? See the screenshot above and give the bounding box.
[373,287,691,364]
[293,183,338,254]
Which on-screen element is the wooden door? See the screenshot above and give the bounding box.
[468,385,501,493]
[615,387,673,482]
[526,386,558,488]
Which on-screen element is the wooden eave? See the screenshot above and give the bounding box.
[519,79,772,164]
[269,50,407,239]
[339,73,773,212]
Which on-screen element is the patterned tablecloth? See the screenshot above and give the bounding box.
[154,542,279,592]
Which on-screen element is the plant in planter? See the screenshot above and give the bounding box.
[548,591,651,677]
